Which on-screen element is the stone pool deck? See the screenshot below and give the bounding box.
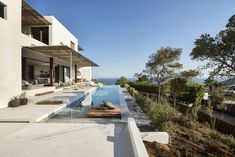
[0,87,95,123]
[0,87,148,157]
[0,123,134,157]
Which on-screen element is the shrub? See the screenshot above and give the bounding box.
[211,91,224,104]
[175,150,181,157]
[222,135,235,152]
[177,116,193,128]
[135,94,152,112]
[187,130,201,142]
[180,83,204,105]
[123,83,129,89]
[149,102,176,130]
[128,87,135,96]
[208,130,235,152]
[115,76,128,87]
[127,84,176,137]
[129,82,171,96]
[129,82,157,93]
[225,93,235,101]
[162,121,176,138]
[208,130,221,139]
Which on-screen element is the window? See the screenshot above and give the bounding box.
[31,27,49,45]
[0,2,6,19]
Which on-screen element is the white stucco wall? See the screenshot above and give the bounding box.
[0,1,50,108]
[0,2,94,108]
[44,16,78,50]
[45,16,92,81]
[0,0,22,109]
[79,67,92,81]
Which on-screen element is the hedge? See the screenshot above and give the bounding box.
[129,82,157,93]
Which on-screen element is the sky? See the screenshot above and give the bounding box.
[27,0,235,78]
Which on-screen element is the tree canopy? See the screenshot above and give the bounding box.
[144,47,183,101]
[190,15,235,78]
[180,69,200,80]
[115,76,128,87]
[134,72,149,84]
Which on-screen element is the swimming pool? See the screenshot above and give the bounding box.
[46,85,122,122]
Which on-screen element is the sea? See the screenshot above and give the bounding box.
[96,78,137,85]
[96,77,206,85]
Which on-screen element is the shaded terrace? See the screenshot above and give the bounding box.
[22,45,98,89]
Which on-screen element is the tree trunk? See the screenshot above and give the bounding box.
[174,97,176,108]
[157,80,161,103]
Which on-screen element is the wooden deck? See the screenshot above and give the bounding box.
[86,106,121,118]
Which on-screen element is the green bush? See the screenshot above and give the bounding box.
[208,130,235,152]
[135,94,152,112]
[211,91,224,105]
[187,130,201,142]
[225,93,235,101]
[123,83,130,89]
[127,85,176,135]
[162,121,176,138]
[149,102,176,130]
[180,83,205,105]
[177,116,193,128]
[222,135,235,152]
[210,91,227,111]
[115,76,128,87]
[129,82,157,93]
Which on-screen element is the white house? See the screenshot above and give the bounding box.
[0,0,98,109]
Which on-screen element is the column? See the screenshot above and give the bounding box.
[70,52,72,83]
[75,64,77,83]
[49,57,54,86]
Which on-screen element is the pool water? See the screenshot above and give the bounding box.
[46,85,121,122]
[91,85,120,105]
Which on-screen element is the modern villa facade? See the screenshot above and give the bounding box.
[0,0,97,109]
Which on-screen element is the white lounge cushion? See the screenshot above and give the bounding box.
[103,100,115,109]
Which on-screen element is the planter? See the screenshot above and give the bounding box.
[8,99,21,107]
[20,98,28,105]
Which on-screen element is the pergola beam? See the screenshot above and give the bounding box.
[23,45,98,67]
[22,1,51,26]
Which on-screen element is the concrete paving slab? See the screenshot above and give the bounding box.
[0,123,134,157]
[0,88,95,123]
[141,132,169,144]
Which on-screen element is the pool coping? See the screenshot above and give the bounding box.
[118,86,131,121]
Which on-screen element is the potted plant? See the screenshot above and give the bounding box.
[8,96,21,107]
[20,92,28,105]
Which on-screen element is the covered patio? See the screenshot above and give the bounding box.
[21,45,98,92]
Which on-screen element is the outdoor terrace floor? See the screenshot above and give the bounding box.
[0,123,134,157]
